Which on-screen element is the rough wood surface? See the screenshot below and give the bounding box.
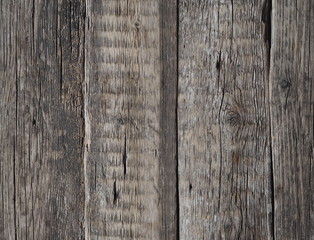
[0,1,85,239]
[85,0,162,238]
[1,0,313,239]
[178,1,273,239]
[160,0,178,239]
[84,0,177,239]
[270,0,314,239]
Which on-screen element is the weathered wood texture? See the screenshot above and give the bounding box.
[1,0,313,240]
[84,0,177,239]
[178,0,313,239]
[270,0,314,239]
[0,0,85,239]
[178,0,273,239]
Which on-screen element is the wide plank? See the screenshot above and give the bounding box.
[0,1,85,239]
[84,0,178,239]
[178,1,273,239]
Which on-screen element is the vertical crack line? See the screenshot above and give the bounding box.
[262,0,272,68]
[122,133,127,177]
[308,1,313,231]
[83,0,90,239]
[217,79,225,211]
[32,0,35,55]
[176,0,179,238]
[69,0,73,54]
[269,129,275,240]
[59,46,63,100]
[231,0,234,39]
[264,0,275,238]
[13,141,17,240]
[57,0,62,100]
[113,180,118,205]
[268,70,275,240]
[14,12,18,239]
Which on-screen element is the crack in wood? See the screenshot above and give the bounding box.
[2,0,312,239]
[263,1,275,238]
[122,133,127,177]
[113,180,119,205]
[14,21,18,239]
[262,0,272,64]
[262,3,276,236]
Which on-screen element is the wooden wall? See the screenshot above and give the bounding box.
[0,0,313,239]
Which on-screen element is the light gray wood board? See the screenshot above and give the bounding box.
[270,0,314,239]
[0,1,85,239]
[84,0,177,239]
[178,1,273,239]
[0,1,17,238]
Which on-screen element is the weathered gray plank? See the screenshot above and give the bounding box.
[178,1,273,239]
[84,0,177,239]
[270,0,314,239]
[0,1,17,238]
[0,1,85,239]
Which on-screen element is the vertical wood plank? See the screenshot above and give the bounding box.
[160,0,178,239]
[270,0,314,239]
[1,0,85,239]
[84,0,178,239]
[0,1,18,238]
[178,1,273,239]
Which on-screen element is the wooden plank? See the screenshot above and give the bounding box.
[178,1,273,239]
[0,0,85,239]
[270,0,314,239]
[0,1,17,238]
[84,0,177,239]
[160,0,178,239]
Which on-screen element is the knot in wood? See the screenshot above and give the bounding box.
[226,109,242,126]
[280,79,292,89]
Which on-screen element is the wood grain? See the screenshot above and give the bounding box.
[0,1,85,239]
[160,0,178,239]
[0,1,17,238]
[270,0,314,239]
[84,0,177,239]
[1,0,313,239]
[178,1,273,239]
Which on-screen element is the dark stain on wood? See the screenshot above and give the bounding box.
[231,152,241,164]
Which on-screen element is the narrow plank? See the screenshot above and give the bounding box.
[1,0,85,239]
[178,1,273,239]
[85,0,177,239]
[160,0,178,239]
[0,1,18,238]
[270,0,314,239]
